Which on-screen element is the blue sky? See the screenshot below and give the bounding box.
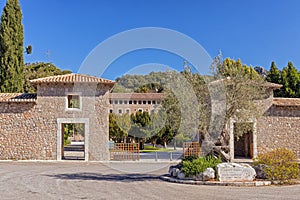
[1,0,300,80]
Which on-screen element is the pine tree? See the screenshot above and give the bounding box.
[281,62,300,98]
[267,61,281,97]
[267,61,281,83]
[0,0,24,93]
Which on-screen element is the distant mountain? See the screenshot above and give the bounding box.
[254,66,268,78]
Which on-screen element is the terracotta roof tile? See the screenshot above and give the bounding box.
[109,93,164,100]
[210,78,282,89]
[263,82,282,89]
[0,93,37,102]
[273,98,300,106]
[30,74,115,84]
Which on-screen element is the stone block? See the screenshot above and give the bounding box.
[253,164,268,179]
[172,168,180,177]
[203,168,215,181]
[217,163,256,181]
[168,166,173,176]
[168,166,180,177]
[177,172,185,179]
[195,173,203,181]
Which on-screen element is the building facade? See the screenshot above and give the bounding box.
[0,74,114,161]
[229,86,300,160]
[109,93,163,115]
[256,98,300,158]
[0,74,299,160]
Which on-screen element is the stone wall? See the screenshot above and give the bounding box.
[0,82,112,161]
[231,89,300,160]
[257,105,300,158]
[0,102,57,160]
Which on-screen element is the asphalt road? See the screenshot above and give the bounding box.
[0,162,299,200]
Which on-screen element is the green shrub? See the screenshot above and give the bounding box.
[254,148,300,184]
[181,155,199,162]
[181,155,221,177]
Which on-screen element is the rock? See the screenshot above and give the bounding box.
[253,164,268,179]
[168,166,175,176]
[168,165,180,177]
[177,172,186,179]
[195,173,203,181]
[217,163,256,181]
[175,163,183,170]
[172,168,180,177]
[203,168,215,181]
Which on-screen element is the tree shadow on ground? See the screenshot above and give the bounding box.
[46,173,160,182]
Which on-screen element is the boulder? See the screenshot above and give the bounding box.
[172,168,180,177]
[217,163,256,181]
[195,173,203,181]
[177,172,186,179]
[253,164,268,179]
[168,166,175,176]
[168,165,180,177]
[203,168,215,181]
[176,163,183,170]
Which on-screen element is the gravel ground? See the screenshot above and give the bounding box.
[0,161,299,200]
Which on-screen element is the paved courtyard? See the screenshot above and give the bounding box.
[0,161,299,200]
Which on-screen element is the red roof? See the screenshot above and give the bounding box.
[109,93,164,100]
[273,98,300,106]
[209,78,282,89]
[0,93,37,102]
[263,82,282,89]
[30,74,115,84]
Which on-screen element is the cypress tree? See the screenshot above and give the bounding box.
[0,0,24,93]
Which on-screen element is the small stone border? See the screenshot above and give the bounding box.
[160,175,272,187]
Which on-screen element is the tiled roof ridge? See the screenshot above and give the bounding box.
[109,92,164,100]
[210,78,282,89]
[264,82,282,89]
[0,93,37,102]
[273,97,300,106]
[30,73,115,84]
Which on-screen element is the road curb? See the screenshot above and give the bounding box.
[0,160,181,164]
[160,175,272,187]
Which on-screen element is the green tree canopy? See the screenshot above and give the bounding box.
[24,62,71,92]
[209,56,267,161]
[267,61,281,83]
[267,61,300,98]
[109,113,132,143]
[63,123,85,145]
[115,113,131,142]
[266,61,281,97]
[216,58,260,80]
[129,111,151,139]
[281,62,300,98]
